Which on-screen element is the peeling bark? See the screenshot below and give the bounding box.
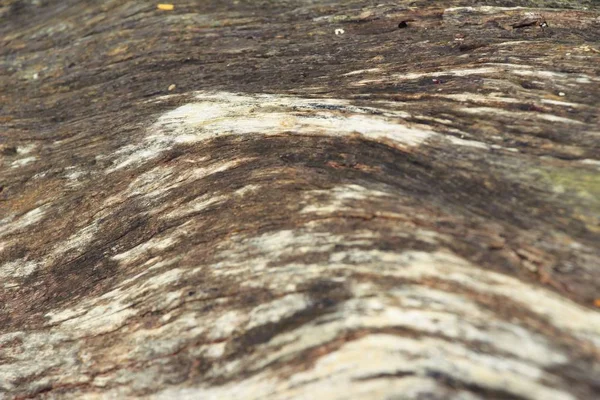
[1,1,599,399]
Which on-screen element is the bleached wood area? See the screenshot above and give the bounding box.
[1,0,599,399]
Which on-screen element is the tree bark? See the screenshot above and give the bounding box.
[1,0,599,399]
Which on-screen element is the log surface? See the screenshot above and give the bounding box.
[1,0,600,399]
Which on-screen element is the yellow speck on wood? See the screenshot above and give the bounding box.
[157,4,174,11]
[107,45,128,56]
[594,299,600,308]
[168,84,176,91]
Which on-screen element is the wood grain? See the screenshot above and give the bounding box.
[1,1,599,398]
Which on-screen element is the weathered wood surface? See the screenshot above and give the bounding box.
[1,0,600,398]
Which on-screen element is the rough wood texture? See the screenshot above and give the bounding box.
[1,0,600,399]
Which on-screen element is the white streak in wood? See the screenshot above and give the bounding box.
[537,114,585,124]
[327,249,600,346]
[0,205,47,239]
[10,156,37,168]
[301,184,392,214]
[511,69,598,82]
[162,193,228,220]
[460,107,584,124]
[438,93,521,104]
[0,259,38,281]
[246,294,311,330]
[541,99,581,107]
[208,311,246,340]
[45,266,184,336]
[48,221,99,261]
[0,331,83,392]
[107,92,435,172]
[112,236,178,264]
[445,136,489,149]
[579,159,600,167]
[342,68,382,76]
[353,63,599,89]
